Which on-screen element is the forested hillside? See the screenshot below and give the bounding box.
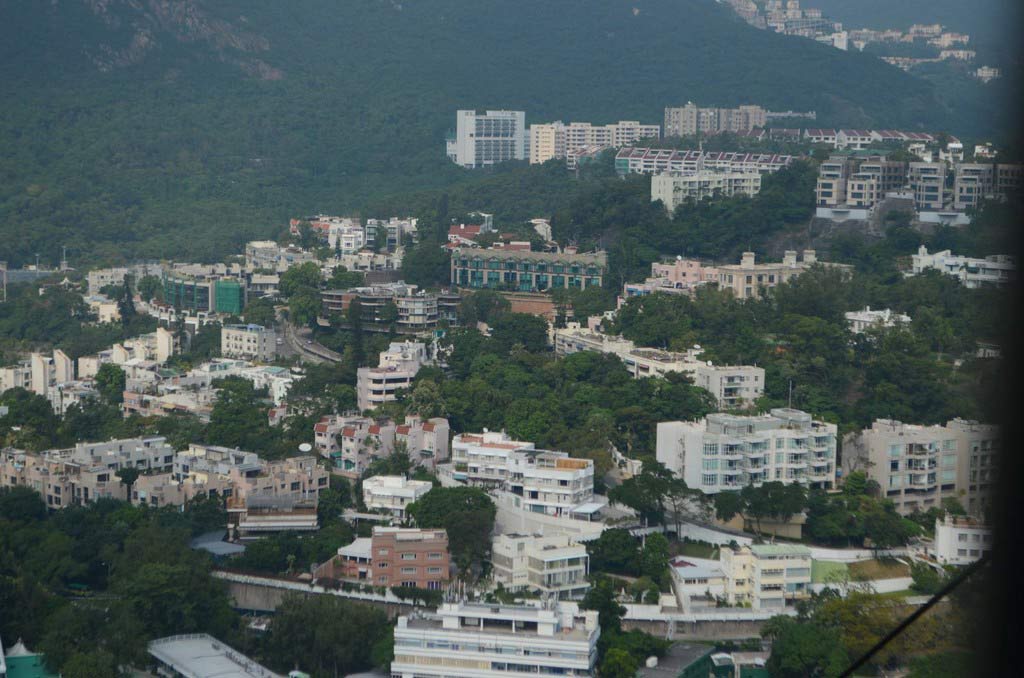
[0,0,1001,267]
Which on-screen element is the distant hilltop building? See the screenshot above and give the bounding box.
[446,109,526,168]
[717,250,851,300]
[663,103,767,137]
[615,148,793,176]
[909,246,1016,289]
[528,119,659,165]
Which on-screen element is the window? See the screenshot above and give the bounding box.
[428,552,443,560]
[400,567,417,574]
[427,567,442,574]
[401,553,417,560]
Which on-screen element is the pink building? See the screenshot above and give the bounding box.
[620,257,719,304]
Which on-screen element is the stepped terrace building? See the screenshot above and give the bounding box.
[450,248,607,292]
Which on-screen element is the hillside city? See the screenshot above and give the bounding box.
[0,2,1018,678]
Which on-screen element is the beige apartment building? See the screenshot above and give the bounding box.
[221,324,276,363]
[721,544,812,610]
[717,250,851,300]
[529,120,660,165]
[843,418,999,517]
[908,162,947,210]
[491,533,590,600]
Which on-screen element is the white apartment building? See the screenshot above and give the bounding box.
[221,324,277,363]
[391,601,600,678]
[492,533,590,599]
[656,409,838,494]
[507,450,597,518]
[449,431,604,519]
[909,245,1015,289]
[328,223,366,254]
[451,431,535,486]
[717,250,851,300]
[529,120,659,164]
[691,363,765,410]
[362,475,433,519]
[843,418,999,516]
[651,170,763,212]
[845,307,911,334]
[447,110,527,169]
[933,515,992,565]
[356,341,430,412]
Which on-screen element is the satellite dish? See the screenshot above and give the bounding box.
[298,443,313,453]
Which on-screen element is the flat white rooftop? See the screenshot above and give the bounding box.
[148,633,283,678]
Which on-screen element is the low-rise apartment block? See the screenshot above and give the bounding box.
[318,526,450,590]
[670,542,813,612]
[492,533,590,599]
[843,418,999,516]
[909,245,1015,289]
[362,475,433,519]
[391,601,599,678]
[722,544,812,610]
[244,240,318,273]
[357,341,431,412]
[933,515,992,565]
[615,147,792,176]
[717,250,851,300]
[132,451,328,509]
[657,409,838,494]
[451,431,534,486]
[0,436,175,508]
[651,170,763,212]
[221,324,276,362]
[450,247,607,292]
[449,431,605,519]
[620,257,719,301]
[228,493,319,541]
[845,307,911,334]
[493,534,591,601]
[322,283,459,330]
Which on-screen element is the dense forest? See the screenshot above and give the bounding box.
[0,0,1001,268]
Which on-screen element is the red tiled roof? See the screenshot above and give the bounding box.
[314,423,329,433]
[422,423,436,432]
[341,427,356,437]
[396,425,411,435]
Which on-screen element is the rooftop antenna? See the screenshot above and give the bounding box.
[60,246,68,272]
[788,379,794,408]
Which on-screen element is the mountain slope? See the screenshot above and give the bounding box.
[0,0,999,266]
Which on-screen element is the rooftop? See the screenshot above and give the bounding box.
[148,634,282,678]
[750,544,812,557]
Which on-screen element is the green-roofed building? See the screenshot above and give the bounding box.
[1,639,58,678]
